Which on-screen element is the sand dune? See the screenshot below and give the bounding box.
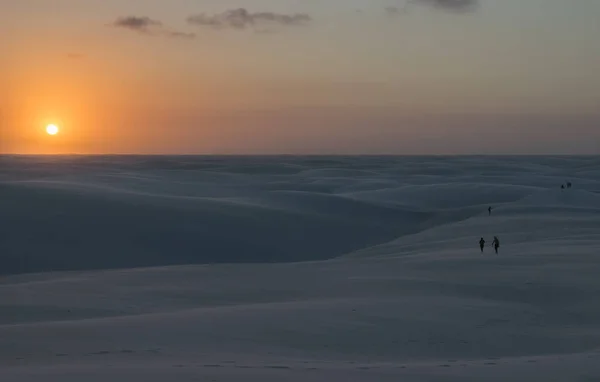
[1,155,600,381]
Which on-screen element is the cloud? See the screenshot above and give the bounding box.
[187,8,312,31]
[113,16,162,32]
[164,31,196,40]
[111,16,195,39]
[411,0,478,12]
[385,0,478,15]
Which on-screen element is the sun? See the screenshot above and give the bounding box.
[46,124,59,135]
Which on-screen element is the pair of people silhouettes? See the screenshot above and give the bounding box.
[479,236,500,254]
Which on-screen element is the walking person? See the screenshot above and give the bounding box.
[479,237,486,253]
[492,236,500,254]
[488,206,492,216]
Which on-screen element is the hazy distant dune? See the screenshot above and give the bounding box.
[346,183,540,210]
[296,168,384,178]
[514,189,600,209]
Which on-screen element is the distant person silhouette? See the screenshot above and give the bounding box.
[567,181,572,189]
[479,237,486,253]
[561,184,565,190]
[492,236,500,254]
[488,206,492,216]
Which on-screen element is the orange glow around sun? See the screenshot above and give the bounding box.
[4,52,117,153]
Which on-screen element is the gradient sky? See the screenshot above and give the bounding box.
[2,0,599,154]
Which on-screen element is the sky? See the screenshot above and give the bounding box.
[1,0,599,154]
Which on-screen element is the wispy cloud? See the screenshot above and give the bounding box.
[411,0,478,12]
[187,8,312,31]
[113,16,161,32]
[167,31,196,39]
[111,16,195,39]
[386,0,478,15]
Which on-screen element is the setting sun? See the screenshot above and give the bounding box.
[46,124,59,136]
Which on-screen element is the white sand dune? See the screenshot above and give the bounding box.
[1,155,600,381]
[345,183,542,210]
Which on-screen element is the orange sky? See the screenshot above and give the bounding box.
[2,0,600,154]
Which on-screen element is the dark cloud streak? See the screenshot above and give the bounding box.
[187,8,312,30]
[386,0,478,15]
[113,16,162,32]
[411,0,478,12]
[111,16,195,39]
[165,31,196,40]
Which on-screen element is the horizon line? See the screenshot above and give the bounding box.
[1,153,599,157]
